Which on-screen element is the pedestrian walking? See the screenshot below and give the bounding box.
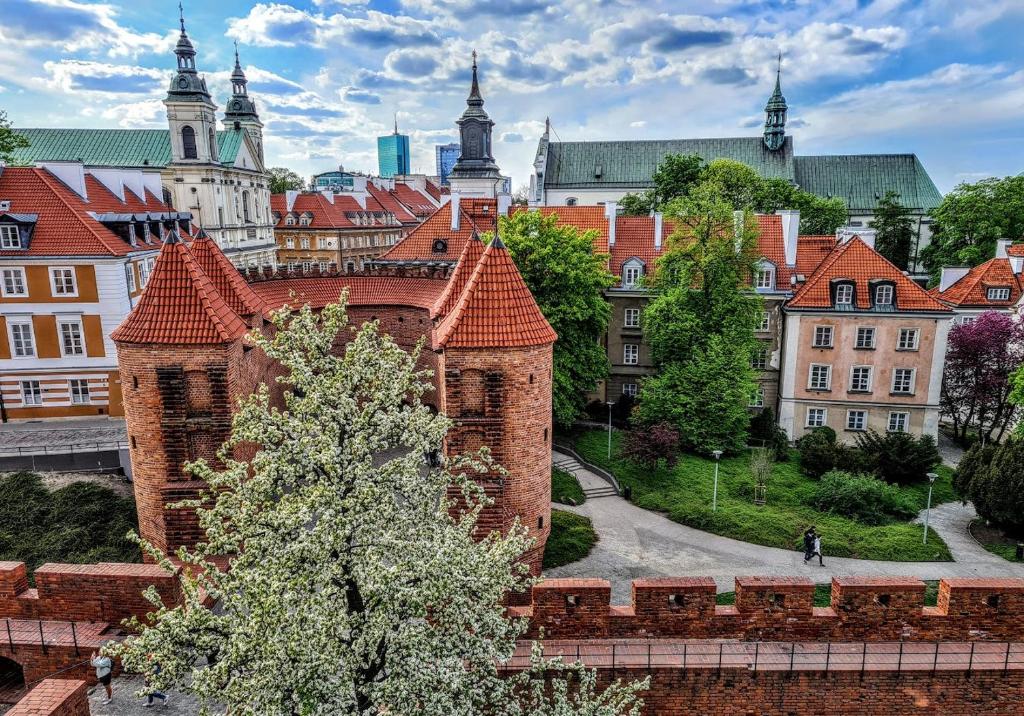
[143,654,170,708]
[812,534,825,567]
[90,649,113,704]
[802,526,816,563]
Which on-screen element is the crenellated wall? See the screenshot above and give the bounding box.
[7,679,90,716]
[512,577,1024,642]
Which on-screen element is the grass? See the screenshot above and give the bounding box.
[571,429,954,562]
[716,581,940,607]
[0,471,140,578]
[552,467,586,505]
[970,519,1024,563]
[543,509,598,569]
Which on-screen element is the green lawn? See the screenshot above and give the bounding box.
[543,509,597,569]
[552,467,586,505]
[970,520,1024,563]
[716,581,940,607]
[571,430,954,562]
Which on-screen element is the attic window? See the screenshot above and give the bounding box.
[835,282,855,307]
[988,287,1011,301]
[299,215,311,226]
[285,215,296,226]
[432,239,448,254]
[874,284,894,306]
[0,225,20,249]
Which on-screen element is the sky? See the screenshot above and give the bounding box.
[0,0,1022,193]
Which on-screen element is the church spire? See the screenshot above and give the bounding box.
[763,52,788,152]
[166,3,211,103]
[468,50,483,106]
[224,41,260,125]
[450,51,500,184]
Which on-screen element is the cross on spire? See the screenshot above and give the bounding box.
[178,2,185,32]
[234,40,240,65]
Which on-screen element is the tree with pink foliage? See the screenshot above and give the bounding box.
[941,311,1024,445]
[622,422,682,468]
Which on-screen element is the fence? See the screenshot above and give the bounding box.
[502,640,1024,675]
[0,440,129,473]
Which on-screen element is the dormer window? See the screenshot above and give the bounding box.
[874,284,894,306]
[755,262,775,291]
[0,225,20,249]
[835,282,855,307]
[988,287,1011,301]
[622,259,644,288]
[285,214,296,226]
[299,214,311,226]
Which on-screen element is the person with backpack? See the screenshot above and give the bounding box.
[90,649,114,704]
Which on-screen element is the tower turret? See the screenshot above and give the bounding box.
[449,52,502,197]
[763,53,788,152]
[223,42,265,163]
[165,4,219,164]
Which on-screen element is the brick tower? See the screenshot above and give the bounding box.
[436,233,557,575]
[111,232,265,555]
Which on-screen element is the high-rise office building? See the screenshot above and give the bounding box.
[377,116,411,178]
[435,143,460,186]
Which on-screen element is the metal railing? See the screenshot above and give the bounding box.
[0,439,128,457]
[501,641,1024,675]
[1,618,121,657]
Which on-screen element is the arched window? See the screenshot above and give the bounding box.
[208,127,218,161]
[565,197,578,206]
[181,126,198,159]
[242,191,251,222]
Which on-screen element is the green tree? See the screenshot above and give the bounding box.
[268,166,305,194]
[619,154,703,216]
[619,191,656,216]
[870,191,916,270]
[498,210,616,428]
[966,438,1024,536]
[922,175,1024,283]
[0,110,29,163]
[109,297,645,715]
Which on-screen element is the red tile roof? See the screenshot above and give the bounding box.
[435,237,557,348]
[112,235,248,344]
[795,235,837,277]
[930,257,1022,307]
[432,231,485,318]
[380,199,499,263]
[788,237,950,312]
[1007,244,1024,257]
[387,182,436,218]
[366,183,419,224]
[512,206,611,254]
[188,233,270,318]
[249,276,448,313]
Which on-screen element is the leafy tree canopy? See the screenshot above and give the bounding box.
[870,191,916,270]
[498,211,615,427]
[268,166,306,194]
[0,110,29,163]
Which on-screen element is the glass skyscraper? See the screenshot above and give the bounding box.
[435,143,460,186]
[377,132,411,178]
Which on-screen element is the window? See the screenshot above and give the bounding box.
[138,261,150,288]
[749,386,765,408]
[2,268,27,296]
[892,368,915,394]
[565,197,578,206]
[318,261,328,272]
[806,407,827,428]
[285,215,296,226]
[208,127,217,161]
[300,238,310,250]
[751,347,768,370]
[59,320,84,356]
[623,344,639,365]
[874,284,894,305]
[287,262,297,271]
[856,326,875,349]
[847,410,867,431]
[887,412,909,433]
[958,315,977,325]
[808,364,831,390]
[755,267,774,290]
[987,287,1011,301]
[20,380,41,406]
[285,237,295,249]
[299,216,310,226]
[181,125,197,159]
[0,225,20,249]
[813,325,834,348]
[69,379,90,405]
[622,262,643,288]
[125,263,136,292]
[624,308,640,328]
[242,191,252,223]
[10,322,34,357]
[835,283,854,306]
[758,311,770,332]
[622,383,638,397]
[301,261,311,272]
[850,366,872,392]
[897,328,920,351]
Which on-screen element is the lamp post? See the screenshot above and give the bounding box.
[606,401,614,459]
[923,472,938,544]
[712,450,723,512]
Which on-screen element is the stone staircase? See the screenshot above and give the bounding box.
[553,455,618,500]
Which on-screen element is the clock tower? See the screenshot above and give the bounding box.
[449,52,504,198]
[164,5,219,165]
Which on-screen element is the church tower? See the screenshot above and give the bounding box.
[165,5,220,165]
[763,54,788,152]
[223,43,265,165]
[448,52,503,198]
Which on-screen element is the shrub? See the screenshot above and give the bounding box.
[812,470,919,525]
[854,430,941,484]
[611,393,636,427]
[749,407,790,461]
[622,422,681,467]
[953,442,997,504]
[965,439,1024,536]
[797,428,837,477]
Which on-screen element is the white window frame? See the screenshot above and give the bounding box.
[846,409,867,431]
[622,383,638,397]
[622,261,644,288]
[20,380,42,406]
[874,284,893,306]
[0,225,20,250]
[808,363,832,391]
[624,308,640,328]
[138,260,150,288]
[751,347,768,370]
[835,283,854,306]
[2,267,27,297]
[749,385,765,408]
[812,325,834,348]
[623,344,639,365]
[897,328,920,351]
[892,368,916,395]
[755,266,775,291]
[987,287,1011,301]
[300,237,311,250]
[849,365,873,392]
[856,326,876,349]
[887,411,909,433]
[758,311,771,332]
[285,237,295,249]
[58,319,85,357]
[806,407,827,428]
[125,263,136,293]
[9,320,35,358]
[69,378,91,405]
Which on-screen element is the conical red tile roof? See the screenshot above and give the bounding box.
[111,234,248,344]
[436,236,557,348]
[188,232,270,318]
[432,231,485,318]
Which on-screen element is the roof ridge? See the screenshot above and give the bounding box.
[189,234,270,317]
[33,167,129,256]
[432,231,484,318]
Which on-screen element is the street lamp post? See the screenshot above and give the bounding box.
[606,402,614,459]
[712,450,723,512]
[923,472,938,544]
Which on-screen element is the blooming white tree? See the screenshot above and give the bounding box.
[111,296,645,715]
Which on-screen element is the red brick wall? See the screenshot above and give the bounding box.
[518,577,1024,642]
[8,679,89,716]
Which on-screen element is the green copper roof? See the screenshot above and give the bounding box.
[10,128,245,169]
[793,154,943,212]
[544,136,795,189]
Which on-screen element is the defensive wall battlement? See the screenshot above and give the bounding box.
[511,576,1024,642]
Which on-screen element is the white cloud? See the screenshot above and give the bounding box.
[630,120,647,128]
[42,60,166,96]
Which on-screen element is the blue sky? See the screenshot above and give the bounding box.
[1,0,1022,192]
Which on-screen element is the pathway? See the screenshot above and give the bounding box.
[547,450,1024,603]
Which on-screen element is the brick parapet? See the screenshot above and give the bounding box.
[7,679,89,716]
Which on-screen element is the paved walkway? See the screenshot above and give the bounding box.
[547,451,1024,603]
[87,673,203,715]
[0,417,127,454]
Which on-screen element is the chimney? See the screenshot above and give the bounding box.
[653,212,663,251]
[497,193,511,217]
[285,190,299,213]
[836,226,876,250]
[733,210,744,252]
[1011,256,1023,274]
[776,209,800,266]
[320,190,335,204]
[995,239,1012,258]
[605,201,617,247]
[451,193,461,231]
[939,266,971,293]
